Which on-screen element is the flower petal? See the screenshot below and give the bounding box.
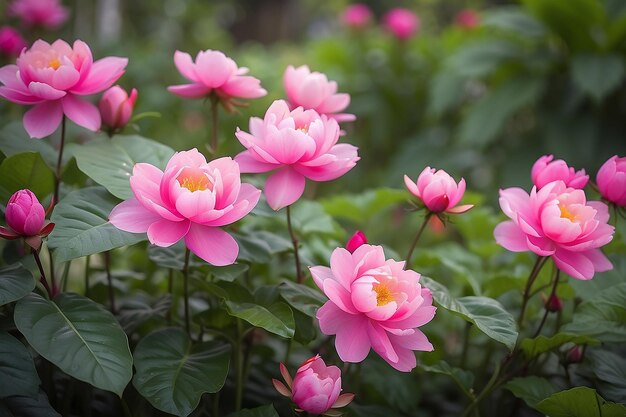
[61,94,101,131]
[184,223,238,266]
[494,221,529,252]
[73,57,128,95]
[147,219,190,247]
[109,198,162,233]
[264,167,306,210]
[23,100,63,138]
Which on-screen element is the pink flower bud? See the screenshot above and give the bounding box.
[341,4,372,29]
[596,155,626,207]
[404,167,473,214]
[99,86,138,132]
[545,293,562,312]
[565,345,584,364]
[455,9,480,29]
[5,189,45,236]
[7,0,69,29]
[0,26,27,57]
[382,8,420,40]
[291,356,343,414]
[531,155,588,190]
[346,230,367,253]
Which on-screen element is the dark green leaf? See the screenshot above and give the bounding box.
[419,361,474,395]
[447,40,523,78]
[504,376,557,408]
[535,387,626,417]
[321,187,407,224]
[0,332,40,398]
[571,54,625,102]
[292,309,317,345]
[226,405,279,417]
[118,294,171,334]
[585,350,626,403]
[279,280,326,317]
[520,333,599,359]
[0,152,54,201]
[1,391,60,417]
[482,7,547,37]
[427,71,466,116]
[0,263,35,306]
[0,122,58,169]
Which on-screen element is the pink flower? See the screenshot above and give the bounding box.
[341,4,372,29]
[0,189,54,249]
[109,149,261,266]
[531,155,588,190]
[168,49,266,111]
[455,9,480,29]
[382,8,419,40]
[0,26,27,57]
[8,0,69,29]
[273,356,354,415]
[596,155,626,206]
[284,65,355,123]
[99,85,138,133]
[235,100,359,210]
[346,230,367,253]
[404,167,473,214]
[494,181,614,280]
[311,244,436,372]
[0,39,128,138]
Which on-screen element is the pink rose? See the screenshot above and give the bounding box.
[346,230,367,253]
[0,189,54,249]
[596,155,626,206]
[494,181,614,280]
[0,39,128,138]
[382,8,419,40]
[341,4,373,29]
[273,356,354,415]
[99,85,138,132]
[284,65,355,122]
[404,167,473,214]
[109,149,261,266]
[168,49,266,111]
[455,9,480,29]
[8,0,68,29]
[311,244,436,372]
[0,26,27,57]
[235,100,359,210]
[531,155,588,190]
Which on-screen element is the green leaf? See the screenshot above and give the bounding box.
[118,294,171,334]
[0,332,40,398]
[226,405,279,417]
[535,387,626,417]
[132,328,230,417]
[279,280,326,317]
[321,187,407,224]
[421,276,518,351]
[1,391,60,417]
[419,360,474,395]
[0,122,58,169]
[571,54,625,102]
[520,333,599,359]
[504,376,557,408]
[0,152,54,201]
[585,350,626,403]
[427,71,466,116]
[290,200,338,236]
[72,135,175,200]
[14,292,133,396]
[0,263,35,306]
[47,186,145,262]
[482,6,547,37]
[447,40,523,78]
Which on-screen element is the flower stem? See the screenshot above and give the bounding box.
[405,212,432,269]
[286,205,303,283]
[32,249,52,298]
[104,251,116,314]
[167,268,174,325]
[182,248,191,337]
[235,319,244,411]
[518,256,548,326]
[462,362,501,417]
[54,116,67,206]
[209,95,219,156]
[84,255,91,297]
[532,269,560,338]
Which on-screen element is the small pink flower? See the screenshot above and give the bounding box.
[346,230,367,253]
[0,39,128,138]
[382,8,419,40]
[544,293,562,312]
[531,155,588,190]
[494,181,614,280]
[311,244,436,372]
[273,356,354,416]
[565,345,584,364]
[596,155,626,206]
[0,26,27,57]
[99,85,138,133]
[284,65,355,123]
[455,9,480,29]
[8,0,68,29]
[404,167,473,214]
[168,49,266,111]
[0,189,54,249]
[235,100,359,210]
[341,4,372,29]
[109,149,261,266]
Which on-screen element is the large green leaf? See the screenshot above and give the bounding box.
[520,333,598,359]
[419,361,474,396]
[504,376,557,408]
[0,332,40,398]
[0,263,35,306]
[321,187,408,225]
[421,277,518,351]
[279,280,326,317]
[132,328,230,417]
[447,40,523,78]
[571,54,625,102]
[535,387,626,417]
[427,71,466,117]
[226,405,279,417]
[0,152,54,201]
[72,135,175,200]
[584,350,626,403]
[14,292,133,396]
[0,122,58,169]
[1,391,60,417]
[47,186,145,262]
[482,6,547,38]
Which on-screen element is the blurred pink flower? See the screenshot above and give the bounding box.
[382,8,419,40]
[235,100,359,210]
[311,244,436,372]
[346,230,367,253]
[0,26,27,57]
[168,49,266,111]
[455,9,480,29]
[8,0,69,29]
[494,181,614,280]
[284,65,355,122]
[341,3,372,29]
[0,39,128,138]
[109,149,260,266]
[273,356,354,415]
[531,155,588,190]
[596,155,626,206]
[99,85,137,133]
[0,189,54,249]
[404,167,473,214]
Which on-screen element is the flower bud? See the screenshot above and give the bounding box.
[346,230,367,253]
[404,167,473,214]
[545,293,562,313]
[565,345,584,364]
[531,154,588,190]
[596,155,626,207]
[341,4,372,29]
[99,86,138,132]
[383,8,420,40]
[5,189,45,236]
[0,26,27,57]
[455,9,480,29]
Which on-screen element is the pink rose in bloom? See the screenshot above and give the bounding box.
[109,149,261,266]
[284,65,355,122]
[234,100,359,210]
[168,49,267,111]
[0,27,27,57]
[341,4,373,29]
[99,85,138,132]
[8,0,69,29]
[382,8,420,40]
[596,155,626,206]
[531,154,588,190]
[494,181,614,280]
[273,356,354,415]
[455,9,480,29]
[0,39,128,138]
[0,189,54,249]
[311,244,436,372]
[346,230,367,253]
[404,167,474,214]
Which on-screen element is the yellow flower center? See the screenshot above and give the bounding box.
[48,58,61,70]
[296,124,309,134]
[559,205,577,222]
[177,168,212,192]
[373,284,394,306]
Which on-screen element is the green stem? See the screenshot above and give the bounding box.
[54,116,66,206]
[84,255,91,297]
[61,261,70,292]
[209,95,219,156]
[182,248,191,337]
[462,362,501,417]
[533,269,560,338]
[405,212,432,269]
[235,319,244,411]
[32,249,52,297]
[104,251,116,314]
[518,256,548,326]
[167,268,174,325]
[286,205,303,283]
[460,322,471,369]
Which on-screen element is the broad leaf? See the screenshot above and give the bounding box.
[279,280,326,317]
[133,328,230,417]
[0,122,58,169]
[0,263,35,306]
[571,54,625,102]
[427,71,466,117]
[321,187,408,224]
[584,350,626,403]
[14,292,133,396]
[535,387,626,417]
[520,333,598,359]
[447,40,523,78]
[118,294,171,334]
[419,361,474,395]
[0,152,54,201]
[505,376,557,408]
[0,332,40,398]
[1,391,60,417]
[226,405,279,417]
[482,6,546,37]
